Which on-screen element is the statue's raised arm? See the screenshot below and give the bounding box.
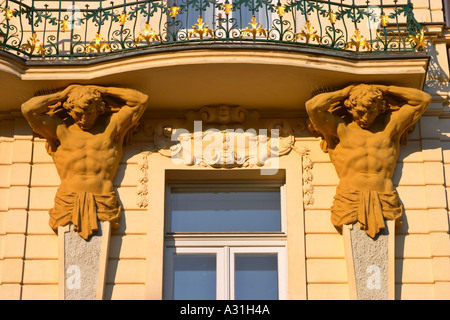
[373,84,432,139]
[305,85,355,144]
[79,85,149,139]
[21,85,80,145]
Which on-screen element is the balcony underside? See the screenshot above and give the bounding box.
[0,44,429,114]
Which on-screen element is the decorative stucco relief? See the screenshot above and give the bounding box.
[136,152,150,209]
[136,105,315,208]
[294,145,314,206]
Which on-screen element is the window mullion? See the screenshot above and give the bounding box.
[227,246,234,300]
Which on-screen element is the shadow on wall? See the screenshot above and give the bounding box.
[103,233,124,300]
[103,139,149,300]
[424,41,450,95]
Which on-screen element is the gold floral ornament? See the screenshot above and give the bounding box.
[380,14,389,28]
[294,20,321,44]
[1,6,14,22]
[345,28,371,52]
[59,18,70,32]
[189,16,215,39]
[241,15,267,39]
[21,32,46,57]
[135,23,161,45]
[169,6,181,19]
[117,12,128,26]
[327,11,337,25]
[276,5,285,18]
[85,32,111,54]
[408,29,426,51]
[221,3,233,16]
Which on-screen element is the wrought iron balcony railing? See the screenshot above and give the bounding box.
[0,0,425,60]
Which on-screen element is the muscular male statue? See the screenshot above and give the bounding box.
[22,85,148,239]
[306,84,431,238]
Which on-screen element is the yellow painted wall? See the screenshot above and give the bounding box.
[0,0,450,300]
[1,111,449,299]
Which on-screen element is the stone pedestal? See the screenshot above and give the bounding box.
[58,221,111,300]
[343,220,395,300]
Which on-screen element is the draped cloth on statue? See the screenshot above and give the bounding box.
[331,186,403,238]
[49,189,122,240]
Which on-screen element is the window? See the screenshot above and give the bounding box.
[163,182,288,300]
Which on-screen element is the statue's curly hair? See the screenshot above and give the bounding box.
[63,86,106,114]
[344,84,386,113]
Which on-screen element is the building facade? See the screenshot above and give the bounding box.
[0,0,449,300]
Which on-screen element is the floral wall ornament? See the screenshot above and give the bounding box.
[380,14,389,28]
[59,18,70,32]
[408,29,426,51]
[294,146,314,206]
[189,16,215,39]
[141,107,316,209]
[221,3,233,15]
[241,15,267,39]
[327,11,337,25]
[276,5,286,18]
[21,32,46,57]
[169,6,181,19]
[345,28,371,52]
[1,6,14,22]
[117,12,128,26]
[135,23,161,45]
[85,32,111,53]
[137,152,151,209]
[294,20,321,44]
[146,106,311,179]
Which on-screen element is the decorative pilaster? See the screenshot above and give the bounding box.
[344,221,395,300]
[58,221,111,300]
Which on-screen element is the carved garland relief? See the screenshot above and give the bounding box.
[135,104,315,208]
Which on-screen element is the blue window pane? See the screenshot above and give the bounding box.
[170,190,281,232]
[173,254,216,300]
[234,254,278,300]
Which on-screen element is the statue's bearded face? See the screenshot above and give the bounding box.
[65,87,105,130]
[345,85,386,128]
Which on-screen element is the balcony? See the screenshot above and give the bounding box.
[0,0,426,60]
[0,0,430,114]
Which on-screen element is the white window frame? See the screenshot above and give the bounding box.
[229,246,288,300]
[163,245,288,300]
[163,181,288,300]
[163,247,226,300]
